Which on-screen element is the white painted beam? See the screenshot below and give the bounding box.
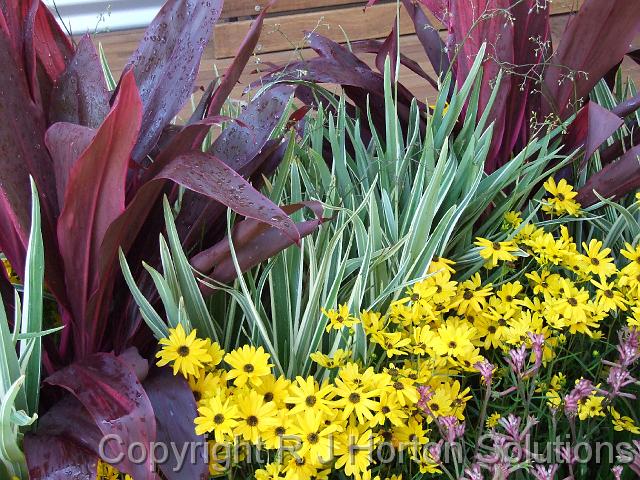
[44,0,163,33]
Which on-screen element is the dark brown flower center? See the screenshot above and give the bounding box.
[567,297,578,307]
[177,345,190,357]
[243,363,255,373]
[348,393,361,404]
[214,414,225,425]
[247,415,259,426]
[305,395,317,407]
[264,392,274,402]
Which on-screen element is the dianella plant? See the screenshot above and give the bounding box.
[1,181,57,479]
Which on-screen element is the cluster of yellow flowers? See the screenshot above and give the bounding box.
[97,178,640,479]
[154,326,446,479]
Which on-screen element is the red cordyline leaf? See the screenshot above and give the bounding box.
[157,151,300,243]
[208,0,274,116]
[400,0,449,79]
[542,0,640,119]
[125,0,223,164]
[418,0,447,24]
[27,396,105,477]
[31,1,73,82]
[49,34,110,128]
[25,431,97,480]
[612,93,640,119]
[192,201,326,282]
[144,368,208,480]
[375,18,399,81]
[565,101,624,168]
[0,19,64,298]
[495,0,549,167]
[176,85,298,248]
[258,33,420,133]
[98,122,213,272]
[577,145,640,206]
[0,1,36,76]
[447,0,514,172]
[45,123,96,209]
[351,38,439,89]
[56,70,142,358]
[26,350,157,480]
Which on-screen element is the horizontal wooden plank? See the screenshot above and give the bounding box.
[221,0,583,19]
[221,0,364,19]
[91,12,640,121]
[215,3,414,59]
[214,0,585,59]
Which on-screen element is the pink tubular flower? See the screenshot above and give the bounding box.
[531,464,558,480]
[428,440,443,464]
[525,332,545,376]
[563,378,594,417]
[462,464,483,480]
[475,359,495,386]
[417,385,433,413]
[491,462,511,479]
[557,445,576,467]
[602,328,640,399]
[499,414,538,444]
[438,415,465,443]
[612,465,623,480]
[506,344,528,377]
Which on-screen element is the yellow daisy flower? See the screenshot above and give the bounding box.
[224,345,273,387]
[156,324,212,378]
[474,237,519,264]
[322,304,359,332]
[194,393,239,441]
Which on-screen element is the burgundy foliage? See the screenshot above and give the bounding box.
[0,0,322,477]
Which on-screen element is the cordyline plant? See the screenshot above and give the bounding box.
[261,0,640,206]
[0,0,324,478]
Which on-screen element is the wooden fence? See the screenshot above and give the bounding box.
[212,0,584,59]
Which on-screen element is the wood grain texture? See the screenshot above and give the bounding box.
[220,0,364,19]
[215,2,413,58]
[214,0,585,59]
